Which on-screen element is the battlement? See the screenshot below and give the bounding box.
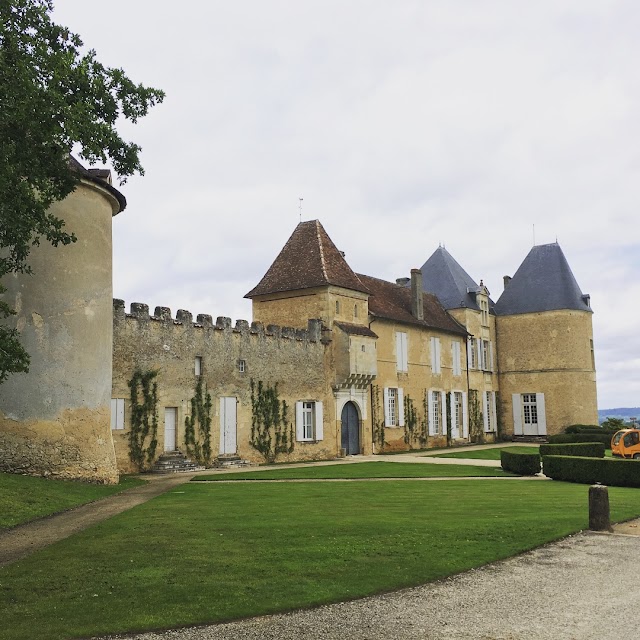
[113,299,327,343]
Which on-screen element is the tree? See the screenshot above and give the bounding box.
[0,0,164,381]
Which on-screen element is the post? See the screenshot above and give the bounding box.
[589,485,612,532]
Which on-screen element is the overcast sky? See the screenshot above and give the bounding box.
[52,1,639,410]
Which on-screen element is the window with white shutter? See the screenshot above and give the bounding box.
[111,398,125,430]
[295,401,324,441]
[431,337,441,374]
[396,332,408,372]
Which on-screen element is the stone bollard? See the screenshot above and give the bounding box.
[589,484,613,532]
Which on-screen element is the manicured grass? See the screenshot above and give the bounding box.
[426,446,539,460]
[192,461,513,480]
[3,480,640,640]
[0,473,145,530]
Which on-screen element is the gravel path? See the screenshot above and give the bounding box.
[94,531,640,640]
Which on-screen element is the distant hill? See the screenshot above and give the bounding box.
[598,408,640,423]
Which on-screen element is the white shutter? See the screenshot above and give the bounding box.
[295,401,304,441]
[428,390,435,435]
[396,332,402,371]
[491,392,497,432]
[117,399,124,429]
[512,394,523,435]
[537,393,547,435]
[462,392,469,438]
[110,399,117,429]
[398,388,405,427]
[436,338,441,373]
[483,391,489,432]
[430,337,436,371]
[467,338,473,369]
[383,388,391,427]
[402,333,408,371]
[314,402,324,440]
[489,342,494,372]
[477,340,483,370]
[441,391,447,435]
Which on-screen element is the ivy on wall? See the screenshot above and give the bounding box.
[402,393,429,449]
[371,385,386,451]
[468,388,484,443]
[184,376,212,465]
[127,369,159,471]
[249,379,293,463]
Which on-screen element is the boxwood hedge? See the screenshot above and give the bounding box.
[548,433,613,449]
[539,442,605,458]
[543,455,640,488]
[501,450,541,475]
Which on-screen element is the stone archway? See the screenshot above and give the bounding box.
[341,401,360,455]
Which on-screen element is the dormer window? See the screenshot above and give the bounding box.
[480,299,489,326]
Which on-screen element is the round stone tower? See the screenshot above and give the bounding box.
[0,160,126,483]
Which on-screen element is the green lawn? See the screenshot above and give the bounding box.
[425,446,539,460]
[0,473,145,530]
[193,461,513,481]
[3,480,640,640]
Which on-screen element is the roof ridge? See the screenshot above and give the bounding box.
[316,220,329,282]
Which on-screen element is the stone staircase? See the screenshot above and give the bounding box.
[511,435,548,444]
[214,453,253,469]
[152,450,201,474]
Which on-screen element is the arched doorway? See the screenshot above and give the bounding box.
[341,401,360,455]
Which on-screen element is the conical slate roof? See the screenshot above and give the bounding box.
[420,246,483,310]
[494,243,591,315]
[245,220,369,298]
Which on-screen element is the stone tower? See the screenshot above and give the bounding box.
[0,159,126,483]
[494,243,598,437]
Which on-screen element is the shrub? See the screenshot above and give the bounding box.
[564,424,603,434]
[539,443,605,458]
[501,450,541,475]
[548,433,613,449]
[543,455,640,488]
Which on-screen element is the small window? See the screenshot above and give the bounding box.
[111,398,125,430]
[336,300,340,314]
[354,304,358,318]
[361,344,366,352]
[296,401,324,441]
[195,356,202,376]
[238,359,246,373]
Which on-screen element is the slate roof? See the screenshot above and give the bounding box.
[68,156,126,213]
[245,220,369,298]
[494,243,592,315]
[420,246,485,311]
[356,274,467,336]
[333,322,378,338]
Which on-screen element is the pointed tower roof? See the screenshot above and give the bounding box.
[420,246,484,310]
[245,220,369,298]
[494,243,591,315]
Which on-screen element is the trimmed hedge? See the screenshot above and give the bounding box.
[565,424,614,434]
[501,450,541,475]
[548,433,613,449]
[539,442,605,458]
[543,455,640,488]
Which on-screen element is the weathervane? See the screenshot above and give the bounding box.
[299,197,303,222]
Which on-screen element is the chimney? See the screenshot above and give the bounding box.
[411,269,424,320]
[396,277,410,287]
[503,275,512,290]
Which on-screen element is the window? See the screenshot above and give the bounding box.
[396,332,408,372]
[590,339,595,370]
[238,359,246,373]
[336,300,340,314]
[479,340,493,371]
[480,299,489,326]
[483,391,497,433]
[468,337,477,369]
[451,341,461,376]
[295,401,324,441]
[454,391,463,436]
[111,398,125,430]
[430,390,441,435]
[512,392,546,436]
[430,336,441,374]
[522,393,538,425]
[195,356,202,376]
[354,304,358,318]
[384,387,404,427]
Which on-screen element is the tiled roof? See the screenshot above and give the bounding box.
[420,246,492,311]
[245,220,369,298]
[357,274,467,336]
[68,156,126,213]
[494,243,592,315]
[333,322,378,338]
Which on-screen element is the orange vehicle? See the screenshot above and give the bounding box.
[611,429,640,459]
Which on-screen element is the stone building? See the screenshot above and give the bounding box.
[0,172,598,481]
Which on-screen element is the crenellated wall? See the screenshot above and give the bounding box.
[112,300,337,472]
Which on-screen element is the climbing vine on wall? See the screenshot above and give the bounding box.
[249,379,293,463]
[468,388,484,443]
[127,369,159,471]
[371,385,386,451]
[494,391,504,440]
[402,393,429,449]
[184,376,212,465]
[445,392,452,446]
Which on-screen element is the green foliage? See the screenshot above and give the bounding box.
[468,389,484,443]
[539,442,605,458]
[401,393,429,449]
[184,377,212,465]
[445,391,452,445]
[371,385,386,450]
[127,369,159,470]
[543,455,640,487]
[249,379,293,463]
[565,424,609,433]
[0,286,29,382]
[600,417,626,431]
[500,450,541,475]
[548,433,613,449]
[0,0,163,381]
